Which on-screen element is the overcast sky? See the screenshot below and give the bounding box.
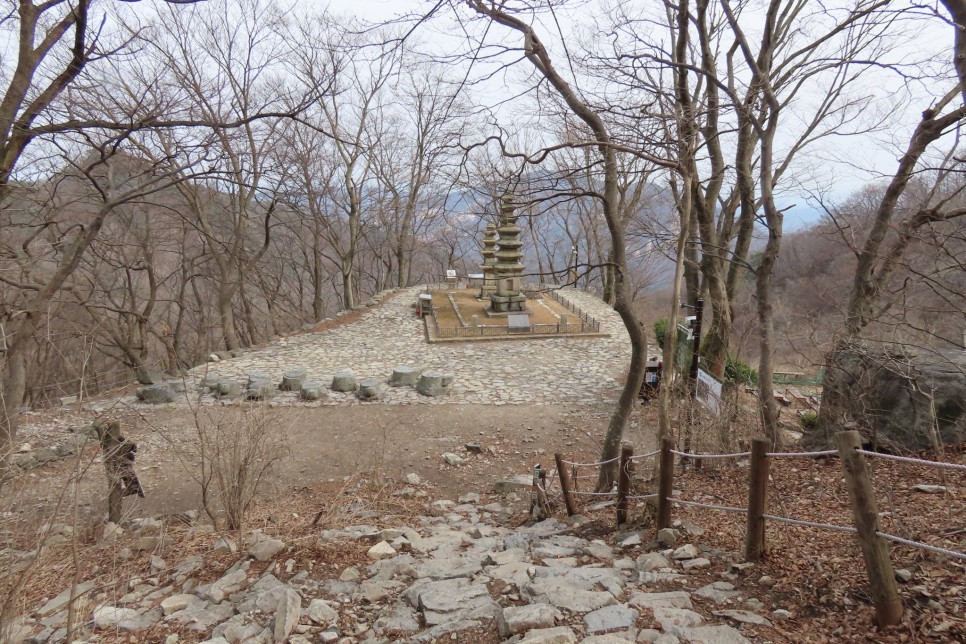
[316,0,957,230]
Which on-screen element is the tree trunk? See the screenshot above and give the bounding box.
[465,1,647,490]
[0,338,28,480]
[218,289,240,351]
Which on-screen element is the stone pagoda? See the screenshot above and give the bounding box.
[479,222,499,298]
[488,196,528,315]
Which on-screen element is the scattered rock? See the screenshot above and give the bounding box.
[658,528,680,546]
[306,599,339,625]
[92,606,139,629]
[671,544,698,560]
[367,541,396,560]
[249,535,286,561]
[272,587,301,643]
[913,484,947,494]
[136,384,176,404]
[772,608,793,622]
[443,452,465,466]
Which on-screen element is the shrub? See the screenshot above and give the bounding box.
[191,405,292,532]
[653,318,669,350]
[800,410,819,429]
[725,355,759,386]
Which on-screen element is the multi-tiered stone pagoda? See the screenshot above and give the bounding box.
[487,196,528,315]
[479,222,499,298]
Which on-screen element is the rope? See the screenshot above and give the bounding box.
[627,493,659,500]
[876,531,966,561]
[560,456,620,468]
[570,490,618,497]
[670,498,747,515]
[670,449,752,460]
[766,450,838,458]
[628,450,661,461]
[762,514,857,534]
[856,450,966,472]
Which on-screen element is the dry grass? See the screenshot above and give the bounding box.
[429,289,572,327]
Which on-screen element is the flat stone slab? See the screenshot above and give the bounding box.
[694,582,741,604]
[523,578,618,613]
[629,591,693,610]
[504,604,561,634]
[666,625,752,643]
[519,626,577,643]
[653,606,704,630]
[583,604,638,634]
[713,609,773,626]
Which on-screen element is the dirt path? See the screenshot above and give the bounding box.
[7,401,658,522]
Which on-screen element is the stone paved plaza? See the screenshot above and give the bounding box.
[187,287,632,407]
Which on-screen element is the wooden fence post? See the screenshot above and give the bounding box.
[835,430,903,627]
[745,437,771,562]
[657,437,675,529]
[616,443,634,525]
[555,453,577,516]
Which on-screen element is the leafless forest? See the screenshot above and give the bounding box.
[2,0,966,469]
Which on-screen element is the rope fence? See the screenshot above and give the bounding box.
[857,449,966,472]
[670,497,747,515]
[670,449,751,460]
[547,430,964,629]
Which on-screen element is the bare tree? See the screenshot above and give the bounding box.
[460,0,652,489]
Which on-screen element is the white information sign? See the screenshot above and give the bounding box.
[696,368,722,415]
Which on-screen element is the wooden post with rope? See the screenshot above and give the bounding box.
[616,443,633,525]
[657,437,675,529]
[744,437,771,562]
[835,430,903,627]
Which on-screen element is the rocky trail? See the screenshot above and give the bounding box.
[9,486,786,644]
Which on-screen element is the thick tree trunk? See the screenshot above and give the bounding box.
[218,290,240,351]
[0,339,28,480]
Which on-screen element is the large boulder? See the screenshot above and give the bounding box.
[136,384,175,404]
[815,346,966,450]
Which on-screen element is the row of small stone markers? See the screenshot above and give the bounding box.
[173,366,454,404]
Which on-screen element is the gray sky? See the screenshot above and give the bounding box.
[306,1,958,230]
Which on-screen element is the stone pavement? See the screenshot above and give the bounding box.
[13,491,787,643]
[184,288,633,407]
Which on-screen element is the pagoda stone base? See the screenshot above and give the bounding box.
[486,294,528,316]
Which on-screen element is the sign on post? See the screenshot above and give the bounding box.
[696,368,722,415]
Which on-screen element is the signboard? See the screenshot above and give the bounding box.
[446,269,457,278]
[696,368,722,415]
[507,314,531,333]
